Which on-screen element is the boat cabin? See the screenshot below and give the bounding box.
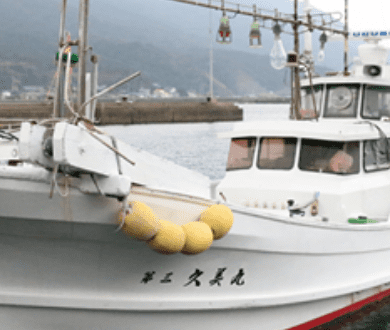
[300,78,390,121]
[218,120,390,224]
[300,42,390,121]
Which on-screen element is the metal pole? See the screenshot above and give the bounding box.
[290,68,294,119]
[344,0,349,75]
[54,0,67,117]
[85,72,91,119]
[80,71,141,112]
[59,67,66,117]
[294,0,301,119]
[78,0,89,113]
[58,0,67,47]
[91,55,98,122]
[303,0,313,71]
[209,1,214,100]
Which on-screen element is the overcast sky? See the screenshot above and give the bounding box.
[309,0,389,30]
[63,0,390,68]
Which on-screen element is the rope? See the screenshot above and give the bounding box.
[90,174,103,195]
[114,200,131,232]
[50,164,70,198]
[0,129,19,141]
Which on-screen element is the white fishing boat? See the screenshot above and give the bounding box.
[1,0,390,329]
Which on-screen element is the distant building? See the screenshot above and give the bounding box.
[187,90,199,98]
[20,86,46,100]
[23,86,45,93]
[138,88,151,98]
[167,87,179,97]
[1,91,12,100]
[153,88,171,98]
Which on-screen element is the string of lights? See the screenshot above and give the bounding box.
[170,0,346,71]
[170,0,348,119]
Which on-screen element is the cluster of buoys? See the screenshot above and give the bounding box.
[118,201,234,255]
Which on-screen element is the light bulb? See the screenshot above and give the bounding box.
[270,36,286,70]
[318,49,325,62]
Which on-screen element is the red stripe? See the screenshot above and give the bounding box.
[287,287,390,330]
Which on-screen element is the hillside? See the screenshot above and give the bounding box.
[0,0,334,96]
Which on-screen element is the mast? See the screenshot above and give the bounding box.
[293,0,301,119]
[209,0,214,100]
[78,0,89,113]
[54,0,67,118]
[344,0,349,75]
[303,0,313,68]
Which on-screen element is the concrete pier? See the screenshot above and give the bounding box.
[0,101,242,125]
[96,101,242,125]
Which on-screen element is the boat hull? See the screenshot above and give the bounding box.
[0,217,389,329]
[0,292,386,330]
[1,176,390,329]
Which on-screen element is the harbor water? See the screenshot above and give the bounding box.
[103,104,289,181]
[103,103,390,330]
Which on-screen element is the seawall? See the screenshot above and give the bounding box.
[96,101,242,125]
[0,101,242,125]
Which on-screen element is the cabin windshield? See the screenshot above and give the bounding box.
[300,85,323,119]
[257,138,297,170]
[364,138,390,171]
[323,84,360,118]
[299,139,360,174]
[226,137,256,170]
[362,85,390,119]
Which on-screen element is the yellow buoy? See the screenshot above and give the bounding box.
[147,219,186,255]
[199,204,234,240]
[181,222,213,255]
[119,201,160,241]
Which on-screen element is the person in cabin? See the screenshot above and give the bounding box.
[328,150,354,173]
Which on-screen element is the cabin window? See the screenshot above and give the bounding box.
[257,138,297,170]
[226,137,256,170]
[300,85,323,119]
[364,138,390,171]
[323,84,359,118]
[362,85,390,119]
[299,139,359,174]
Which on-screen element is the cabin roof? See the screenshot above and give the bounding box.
[218,120,390,141]
[301,69,390,87]
[301,77,386,86]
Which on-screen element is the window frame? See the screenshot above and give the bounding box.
[361,84,390,120]
[323,84,360,118]
[226,136,257,171]
[298,139,360,175]
[256,137,297,171]
[363,138,390,173]
[300,84,324,119]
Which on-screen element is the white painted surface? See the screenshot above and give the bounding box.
[0,181,388,329]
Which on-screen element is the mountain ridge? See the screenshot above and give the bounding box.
[0,0,335,96]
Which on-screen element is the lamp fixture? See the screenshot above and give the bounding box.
[216,0,232,44]
[270,21,286,70]
[318,32,327,62]
[285,51,298,67]
[249,5,261,48]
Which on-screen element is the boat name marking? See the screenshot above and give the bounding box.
[140,268,245,287]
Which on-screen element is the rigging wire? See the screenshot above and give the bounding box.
[0,129,19,141]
